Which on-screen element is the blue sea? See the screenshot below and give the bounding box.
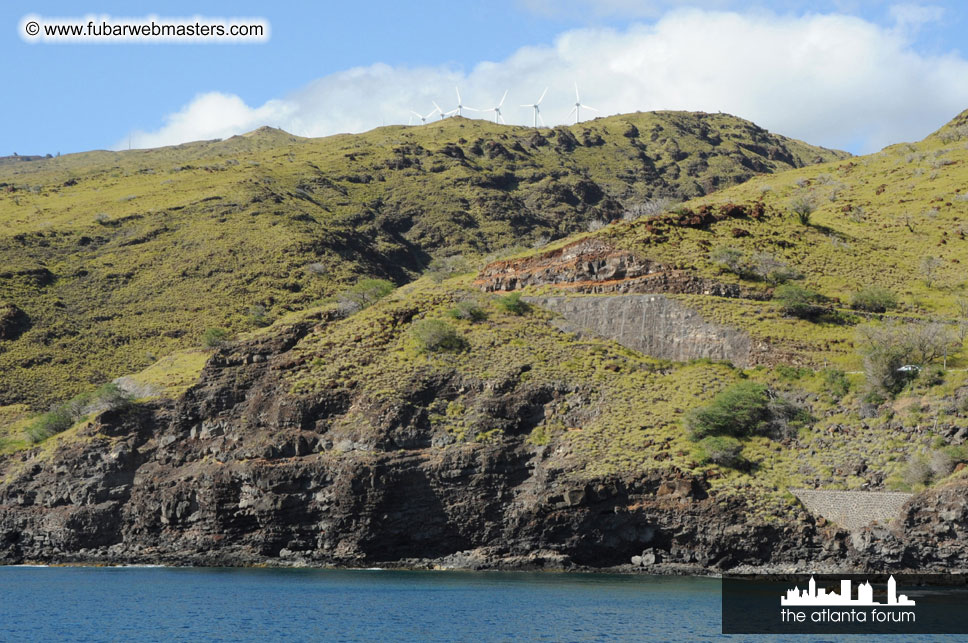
[0,567,958,641]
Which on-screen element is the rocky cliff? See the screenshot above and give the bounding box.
[0,311,963,573]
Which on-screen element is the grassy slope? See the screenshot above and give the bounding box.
[0,112,844,410]
[8,110,968,524]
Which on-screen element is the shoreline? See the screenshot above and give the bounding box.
[2,556,946,577]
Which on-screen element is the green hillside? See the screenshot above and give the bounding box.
[6,109,968,534]
[0,112,844,409]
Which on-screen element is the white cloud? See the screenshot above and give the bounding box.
[889,3,945,31]
[124,8,968,154]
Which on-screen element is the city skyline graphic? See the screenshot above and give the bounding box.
[781,576,915,607]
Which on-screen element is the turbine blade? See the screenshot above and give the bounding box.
[537,87,548,104]
[519,104,532,108]
[463,106,479,112]
[583,105,599,112]
[499,114,506,125]
[538,112,545,126]
[498,89,508,108]
[432,101,443,112]
[410,111,423,118]
[456,87,462,104]
[567,106,577,118]
[574,82,580,102]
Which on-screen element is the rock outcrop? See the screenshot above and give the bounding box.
[475,238,762,298]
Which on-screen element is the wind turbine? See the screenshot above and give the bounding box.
[568,83,598,124]
[432,101,446,120]
[520,87,548,128]
[483,89,509,124]
[447,87,477,117]
[410,105,440,125]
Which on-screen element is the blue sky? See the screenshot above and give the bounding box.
[3,1,968,155]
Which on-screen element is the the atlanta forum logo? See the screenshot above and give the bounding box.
[780,575,916,624]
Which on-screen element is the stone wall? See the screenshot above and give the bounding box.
[525,294,756,366]
[792,489,913,532]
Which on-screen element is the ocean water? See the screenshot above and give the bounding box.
[0,567,719,641]
[0,567,957,642]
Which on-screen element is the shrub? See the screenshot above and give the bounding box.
[776,365,811,381]
[685,381,810,441]
[26,406,74,443]
[695,435,744,468]
[917,365,945,387]
[446,300,487,323]
[903,455,932,488]
[411,319,466,353]
[496,292,529,315]
[337,278,395,315]
[247,305,271,328]
[201,327,230,348]
[920,255,942,286]
[426,255,471,283]
[821,368,850,399]
[751,252,800,285]
[774,284,824,319]
[789,194,816,225]
[88,383,134,414]
[850,286,897,313]
[25,383,134,443]
[709,246,745,275]
[929,449,955,479]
